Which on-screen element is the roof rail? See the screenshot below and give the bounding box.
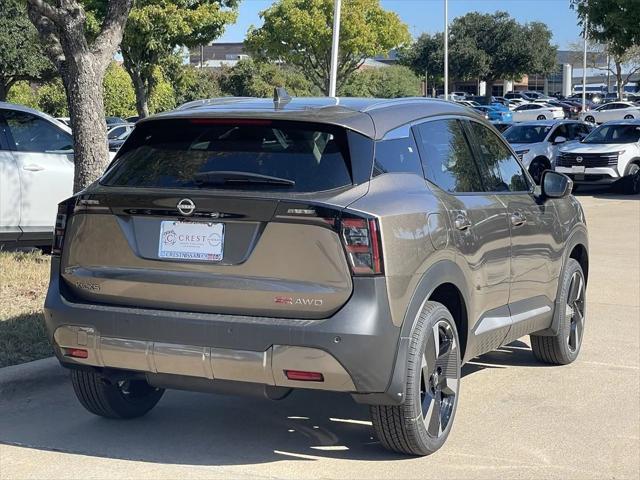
[175,97,255,111]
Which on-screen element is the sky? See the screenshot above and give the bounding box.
[218,0,583,50]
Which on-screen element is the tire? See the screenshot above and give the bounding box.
[536,115,546,120]
[585,115,595,123]
[531,259,586,365]
[370,302,461,456]
[624,114,635,120]
[71,370,164,419]
[528,158,549,185]
[622,163,640,195]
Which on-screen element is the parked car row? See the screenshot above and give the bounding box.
[501,118,640,194]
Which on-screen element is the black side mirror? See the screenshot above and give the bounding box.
[542,170,573,198]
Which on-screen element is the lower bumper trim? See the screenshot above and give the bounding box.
[54,325,356,392]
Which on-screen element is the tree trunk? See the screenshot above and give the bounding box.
[0,81,7,102]
[63,56,111,192]
[131,69,150,118]
[485,79,495,100]
[615,61,624,100]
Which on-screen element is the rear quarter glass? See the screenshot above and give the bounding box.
[102,119,357,193]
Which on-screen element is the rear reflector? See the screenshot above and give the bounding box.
[65,348,88,359]
[284,370,324,382]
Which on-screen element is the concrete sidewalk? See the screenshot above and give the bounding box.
[1,192,638,480]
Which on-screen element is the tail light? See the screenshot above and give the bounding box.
[52,201,72,256]
[340,217,383,275]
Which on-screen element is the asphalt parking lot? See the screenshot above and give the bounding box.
[0,189,638,480]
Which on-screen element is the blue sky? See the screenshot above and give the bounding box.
[218,0,582,49]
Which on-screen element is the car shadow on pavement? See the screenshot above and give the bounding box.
[0,339,544,466]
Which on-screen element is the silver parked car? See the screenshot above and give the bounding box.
[44,96,589,456]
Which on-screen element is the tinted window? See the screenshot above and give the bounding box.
[373,133,422,176]
[582,124,640,144]
[108,126,126,139]
[2,110,72,153]
[102,119,353,193]
[549,124,569,142]
[414,119,483,193]
[469,121,530,192]
[504,124,552,143]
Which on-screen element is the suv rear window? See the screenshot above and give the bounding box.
[102,119,353,193]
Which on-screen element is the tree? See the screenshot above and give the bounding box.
[572,0,640,99]
[6,81,39,109]
[26,0,133,192]
[399,33,444,97]
[162,55,223,106]
[246,0,410,95]
[103,62,137,118]
[447,12,557,97]
[0,0,54,101]
[219,59,318,98]
[38,79,68,117]
[120,0,238,118]
[340,65,421,98]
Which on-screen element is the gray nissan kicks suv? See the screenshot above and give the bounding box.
[44,96,589,456]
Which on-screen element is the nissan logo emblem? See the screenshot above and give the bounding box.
[176,198,196,216]
[576,156,583,163]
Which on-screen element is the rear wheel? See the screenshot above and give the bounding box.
[531,259,585,365]
[585,115,595,123]
[71,370,164,419]
[370,302,461,456]
[624,114,635,120]
[528,158,549,184]
[536,115,547,120]
[622,163,640,195]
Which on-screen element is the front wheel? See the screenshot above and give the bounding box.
[528,158,548,185]
[370,302,461,456]
[536,115,547,121]
[624,114,635,120]
[585,115,595,123]
[71,370,164,419]
[531,259,586,364]
[622,163,640,195]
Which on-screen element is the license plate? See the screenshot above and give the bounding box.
[158,221,224,262]
[572,166,586,173]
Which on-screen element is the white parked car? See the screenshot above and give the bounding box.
[0,102,115,247]
[503,120,593,183]
[512,103,564,122]
[1,103,74,247]
[579,101,640,124]
[556,119,640,194]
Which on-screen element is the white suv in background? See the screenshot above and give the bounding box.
[503,120,593,183]
[556,119,640,194]
[0,103,74,247]
[579,101,640,124]
[512,103,564,122]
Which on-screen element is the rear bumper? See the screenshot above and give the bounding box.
[44,259,402,398]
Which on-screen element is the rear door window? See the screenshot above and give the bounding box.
[414,119,483,193]
[1,109,73,153]
[102,119,354,193]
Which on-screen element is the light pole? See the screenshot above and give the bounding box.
[444,0,449,98]
[582,15,588,112]
[328,0,342,97]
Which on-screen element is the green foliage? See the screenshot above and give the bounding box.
[447,11,557,85]
[219,59,318,97]
[37,79,68,117]
[572,0,640,57]
[121,1,239,117]
[6,81,39,109]
[246,0,411,94]
[162,55,223,105]
[399,32,444,89]
[148,68,177,114]
[340,66,421,98]
[0,0,54,100]
[103,62,137,118]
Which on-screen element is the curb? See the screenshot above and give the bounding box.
[0,357,69,399]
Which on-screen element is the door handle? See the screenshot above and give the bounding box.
[510,211,527,227]
[23,164,44,172]
[454,214,472,231]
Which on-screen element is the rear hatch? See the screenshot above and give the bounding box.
[58,118,377,319]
